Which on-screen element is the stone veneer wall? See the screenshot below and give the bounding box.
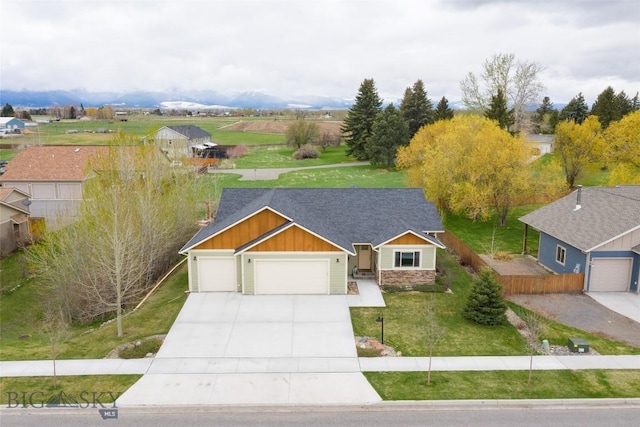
[379,270,436,286]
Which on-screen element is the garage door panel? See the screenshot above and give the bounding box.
[198,258,237,292]
[590,258,632,292]
[255,260,328,295]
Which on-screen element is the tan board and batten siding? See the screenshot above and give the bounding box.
[190,209,346,294]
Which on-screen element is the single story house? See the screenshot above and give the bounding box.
[179,188,445,295]
[0,117,26,133]
[0,187,31,254]
[142,125,212,160]
[520,186,640,292]
[0,145,107,230]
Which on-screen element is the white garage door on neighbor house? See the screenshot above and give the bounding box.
[254,259,329,294]
[589,258,633,292]
[197,257,237,291]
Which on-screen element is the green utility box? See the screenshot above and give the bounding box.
[568,337,589,353]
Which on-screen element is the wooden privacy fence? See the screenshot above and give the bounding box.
[440,230,585,295]
[498,274,584,295]
[439,231,490,273]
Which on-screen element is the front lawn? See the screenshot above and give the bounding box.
[365,370,640,400]
[0,256,189,361]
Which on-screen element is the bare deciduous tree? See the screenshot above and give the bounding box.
[425,298,447,385]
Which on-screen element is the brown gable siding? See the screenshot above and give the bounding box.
[195,209,288,250]
[251,225,341,252]
[386,232,433,245]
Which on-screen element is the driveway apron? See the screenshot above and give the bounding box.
[117,293,381,406]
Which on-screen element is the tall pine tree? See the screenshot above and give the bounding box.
[366,104,409,168]
[463,269,507,326]
[532,96,556,134]
[341,78,383,160]
[484,88,514,132]
[434,96,454,121]
[559,92,589,124]
[399,80,434,138]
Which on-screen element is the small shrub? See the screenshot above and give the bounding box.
[463,269,507,326]
[119,338,163,359]
[293,144,320,160]
[226,144,249,159]
[493,251,512,261]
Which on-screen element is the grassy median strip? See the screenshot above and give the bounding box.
[0,375,141,406]
[365,370,640,400]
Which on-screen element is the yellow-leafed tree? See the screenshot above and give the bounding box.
[555,115,605,188]
[397,115,535,227]
[604,111,640,185]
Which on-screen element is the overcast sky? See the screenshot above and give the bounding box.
[2,0,639,105]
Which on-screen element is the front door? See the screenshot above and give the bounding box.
[357,245,372,270]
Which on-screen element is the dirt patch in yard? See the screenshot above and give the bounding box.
[221,120,343,135]
[480,254,551,275]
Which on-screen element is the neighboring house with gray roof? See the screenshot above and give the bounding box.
[179,188,445,294]
[0,187,31,254]
[142,125,212,160]
[520,186,640,292]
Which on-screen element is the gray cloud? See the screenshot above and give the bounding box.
[1,0,638,104]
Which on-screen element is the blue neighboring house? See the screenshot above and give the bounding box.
[0,117,26,132]
[520,186,640,293]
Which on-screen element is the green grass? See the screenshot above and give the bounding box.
[351,249,526,356]
[0,376,140,405]
[208,164,408,189]
[443,205,541,255]
[233,144,353,169]
[351,249,639,357]
[365,370,640,400]
[0,258,189,361]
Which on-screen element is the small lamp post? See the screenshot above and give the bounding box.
[375,315,384,344]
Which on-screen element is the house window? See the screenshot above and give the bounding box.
[556,245,566,265]
[394,251,420,268]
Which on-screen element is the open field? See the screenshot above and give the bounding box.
[221,119,343,135]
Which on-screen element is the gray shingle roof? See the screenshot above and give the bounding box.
[519,186,640,252]
[167,125,211,139]
[180,188,444,254]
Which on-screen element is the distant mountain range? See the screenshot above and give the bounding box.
[0,89,356,110]
[0,89,468,111]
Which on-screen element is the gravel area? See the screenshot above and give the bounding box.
[508,294,640,348]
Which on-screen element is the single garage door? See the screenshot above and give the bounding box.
[589,258,632,292]
[255,260,329,294]
[197,257,237,292]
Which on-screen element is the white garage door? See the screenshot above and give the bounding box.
[590,258,632,292]
[197,257,237,292]
[255,260,329,295]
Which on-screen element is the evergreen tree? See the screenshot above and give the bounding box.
[341,78,383,160]
[559,92,589,124]
[532,96,556,134]
[463,269,507,326]
[484,88,514,132]
[366,104,409,168]
[631,92,640,111]
[434,96,454,121]
[399,79,434,138]
[1,103,15,117]
[591,86,621,129]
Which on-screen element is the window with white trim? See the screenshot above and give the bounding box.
[394,250,421,268]
[555,245,566,265]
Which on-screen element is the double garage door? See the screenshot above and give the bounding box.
[589,258,632,292]
[196,257,329,294]
[255,260,329,294]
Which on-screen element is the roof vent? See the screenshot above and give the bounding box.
[573,185,582,211]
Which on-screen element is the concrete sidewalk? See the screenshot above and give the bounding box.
[3,355,639,378]
[209,162,370,181]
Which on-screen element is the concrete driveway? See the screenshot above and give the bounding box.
[117,293,381,406]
